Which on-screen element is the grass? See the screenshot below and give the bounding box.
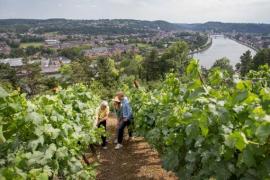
[20,42,44,48]
[136,43,153,49]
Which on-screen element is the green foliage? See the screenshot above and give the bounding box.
[252,49,270,70]
[141,41,189,81]
[25,46,42,56]
[247,64,270,87]
[237,50,253,76]
[211,57,234,75]
[8,46,46,58]
[20,35,44,43]
[0,84,103,179]
[59,47,83,60]
[10,48,25,58]
[142,49,162,81]
[120,55,143,78]
[19,60,42,95]
[96,57,119,87]
[7,40,20,49]
[160,41,189,75]
[59,58,95,87]
[0,63,18,87]
[129,59,270,179]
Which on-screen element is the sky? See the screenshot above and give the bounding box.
[0,0,270,23]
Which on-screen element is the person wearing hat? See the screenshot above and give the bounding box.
[96,101,110,149]
[115,91,133,150]
[112,96,122,144]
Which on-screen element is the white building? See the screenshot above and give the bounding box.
[45,39,60,45]
[0,58,23,67]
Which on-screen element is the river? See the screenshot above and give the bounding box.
[193,35,257,69]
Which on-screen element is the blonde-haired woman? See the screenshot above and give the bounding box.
[96,101,110,149]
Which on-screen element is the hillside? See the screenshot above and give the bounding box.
[177,21,270,34]
[1,19,270,35]
[0,19,178,35]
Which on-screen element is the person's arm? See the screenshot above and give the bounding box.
[122,103,130,122]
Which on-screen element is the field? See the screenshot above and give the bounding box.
[135,43,153,49]
[20,42,44,48]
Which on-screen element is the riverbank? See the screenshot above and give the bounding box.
[189,36,213,55]
[193,35,257,68]
[225,36,259,52]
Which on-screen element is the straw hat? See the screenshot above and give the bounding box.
[112,96,121,103]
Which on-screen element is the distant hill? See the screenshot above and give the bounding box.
[177,22,270,34]
[0,19,270,35]
[0,19,178,35]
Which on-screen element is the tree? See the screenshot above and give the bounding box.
[10,48,25,58]
[19,59,42,95]
[59,47,83,60]
[252,49,270,70]
[160,41,189,75]
[41,47,56,56]
[0,53,7,59]
[96,57,119,87]
[70,61,90,83]
[59,64,73,86]
[60,61,91,86]
[120,55,143,79]
[237,50,253,76]
[42,77,60,89]
[142,49,162,81]
[0,63,17,87]
[25,46,41,56]
[7,41,20,48]
[211,57,234,75]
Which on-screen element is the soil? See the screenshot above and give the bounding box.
[91,116,178,180]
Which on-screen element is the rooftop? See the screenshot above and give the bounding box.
[0,58,23,67]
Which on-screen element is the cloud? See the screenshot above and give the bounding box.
[57,3,63,7]
[0,0,269,23]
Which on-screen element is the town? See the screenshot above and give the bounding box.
[0,19,270,90]
[0,19,211,76]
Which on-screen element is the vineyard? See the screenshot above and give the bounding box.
[129,60,270,179]
[1,59,270,179]
[0,85,103,179]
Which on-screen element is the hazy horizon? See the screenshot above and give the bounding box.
[0,0,270,24]
[0,18,270,25]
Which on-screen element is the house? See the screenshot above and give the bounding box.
[0,33,8,39]
[84,47,110,58]
[0,58,24,76]
[41,57,71,74]
[0,58,23,68]
[45,39,60,45]
[41,59,60,74]
[59,56,71,64]
[60,40,92,49]
[111,44,138,54]
[0,42,11,55]
[0,56,71,75]
[45,40,60,49]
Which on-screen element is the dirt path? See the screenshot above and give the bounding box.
[94,117,178,180]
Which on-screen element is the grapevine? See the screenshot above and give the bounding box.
[0,84,103,179]
[130,59,270,179]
